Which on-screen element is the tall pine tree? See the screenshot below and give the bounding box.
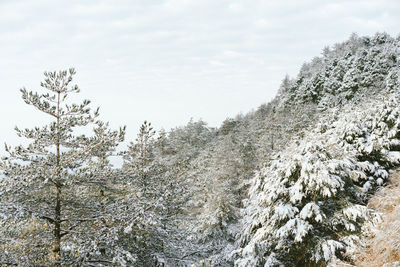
[0,69,125,265]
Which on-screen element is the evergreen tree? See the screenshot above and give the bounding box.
[0,69,125,265]
[235,94,400,266]
[123,120,159,198]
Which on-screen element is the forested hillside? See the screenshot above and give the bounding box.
[1,32,400,266]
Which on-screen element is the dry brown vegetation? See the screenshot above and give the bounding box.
[354,171,400,267]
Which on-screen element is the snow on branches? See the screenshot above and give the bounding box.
[236,93,400,266]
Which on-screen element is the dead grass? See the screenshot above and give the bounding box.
[354,171,400,267]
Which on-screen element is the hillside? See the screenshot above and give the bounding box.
[1,33,400,266]
[231,33,400,266]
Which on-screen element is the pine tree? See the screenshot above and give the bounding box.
[235,93,400,266]
[123,121,159,198]
[0,69,125,265]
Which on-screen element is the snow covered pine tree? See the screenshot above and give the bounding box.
[0,69,126,265]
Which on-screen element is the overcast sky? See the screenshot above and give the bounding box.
[1,0,400,149]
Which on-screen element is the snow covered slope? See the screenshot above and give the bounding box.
[235,74,400,266]
[232,33,400,266]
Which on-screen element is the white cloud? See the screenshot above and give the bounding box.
[72,2,123,16]
[255,18,273,28]
[228,3,242,11]
[222,50,243,58]
[208,60,228,67]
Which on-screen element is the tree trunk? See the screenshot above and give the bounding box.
[53,186,61,257]
[53,91,62,265]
